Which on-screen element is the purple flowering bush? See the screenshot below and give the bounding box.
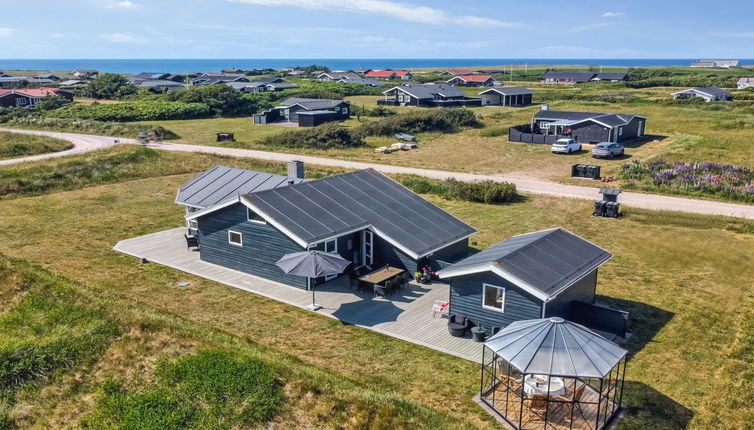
[620,158,754,202]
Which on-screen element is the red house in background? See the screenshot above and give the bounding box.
[365,70,413,80]
[0,87,74,108]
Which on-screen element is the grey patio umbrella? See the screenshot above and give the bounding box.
[275,250,351,311]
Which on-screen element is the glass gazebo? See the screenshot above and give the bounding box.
[480,317,628,430]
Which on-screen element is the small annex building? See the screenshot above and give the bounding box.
[253,97,351,127]
[437,228,626,337]
[379,83,481,107]
[479,87,533,106]
[671,87,732,102]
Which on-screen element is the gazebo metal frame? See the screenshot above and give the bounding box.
[479,318,627,430]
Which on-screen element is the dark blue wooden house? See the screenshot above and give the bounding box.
[438,228,627,337]
[179,164,477,290]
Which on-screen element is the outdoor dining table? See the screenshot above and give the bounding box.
[523,374,565,396]
[358,265,405,291]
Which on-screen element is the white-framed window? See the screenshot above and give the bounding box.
[247,208,266,224]
[397,94,404,102]
[324,239,338,281]
[342,107,348,115]
[405,95,411,102]
[188,219,198,230]
[618,127,623,136]
[363,230,373,266]
[482,283,506,312]
[228,230,243,246]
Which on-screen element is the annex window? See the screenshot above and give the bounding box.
[618,127,623,136]
[228,230,243,246]
[342,107,348,115]
[188,219,198,230]
[482,283,506,312]
[247,208,266,224]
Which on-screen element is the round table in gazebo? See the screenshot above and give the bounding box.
[479,317,628,430]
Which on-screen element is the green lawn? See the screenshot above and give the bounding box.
[0,132,72,160]
[0,149,752,428]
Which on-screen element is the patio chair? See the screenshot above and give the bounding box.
[554,383,587,418]
[447,313,469,337]
[432,300,449,318]
[393,274,404,290]
[523,394,549,425]
[185,234,199,250]
[374,283,388,299]
[384,279,395,296]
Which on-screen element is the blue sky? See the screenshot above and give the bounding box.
[2,0,753,59]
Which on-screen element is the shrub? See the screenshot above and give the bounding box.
[2,116,178,140]
[166,84,261,116]
[48,101,211,122]
[84,350,282,429]
[398,175,517,204]
[87,73,136,99]
[261,123,365,149]
[360,109,482,136]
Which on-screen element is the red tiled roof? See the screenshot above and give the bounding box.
[394,70,411,77]
[0,87,65,99]
[365,70,396,78]
[457,74,492,82]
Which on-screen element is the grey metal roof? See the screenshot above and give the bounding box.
[485,317,627,378]
[267,82,298,90]
[279,97,347,110]
[480,87,533,96]
[337,77,384,87]
[692,86,731,97]
[225,81,266,90]
[319,72,360,80]
[257,77,284,84]
[384,84,466,99]
[534,110,644,127]
[438,228,611,298]
[0,77,30,83]
[59,80,84,86]
[133,72,170,80]
[176,165,303,209]
[593,72,627,81]
[248,169,477,256]
[543,72,596,82]
[136,80,184,89]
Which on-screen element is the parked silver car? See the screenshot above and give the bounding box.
[591,142,625,159]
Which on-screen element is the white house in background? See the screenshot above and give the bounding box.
[690,59,741,68]
[737,77,754,89]
[671,87,732,102]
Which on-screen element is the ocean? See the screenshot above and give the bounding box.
[0,59,752,74]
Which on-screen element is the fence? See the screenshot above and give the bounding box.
[508,124,568,144]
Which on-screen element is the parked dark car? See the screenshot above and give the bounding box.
[592,142,625,159]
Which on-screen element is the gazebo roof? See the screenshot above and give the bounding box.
[484,317,627,379]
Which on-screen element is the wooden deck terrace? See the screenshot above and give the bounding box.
[113,227,483,362]
[484,382,616,430]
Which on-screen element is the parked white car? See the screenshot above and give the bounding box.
[551,138,582,154]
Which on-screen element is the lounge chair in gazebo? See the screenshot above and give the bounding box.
[479,317,628,430]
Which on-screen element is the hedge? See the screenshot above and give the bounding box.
[48,101,211,121]
[260,123,365,149]
[360,109,482,136]
[398,175,517,204]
